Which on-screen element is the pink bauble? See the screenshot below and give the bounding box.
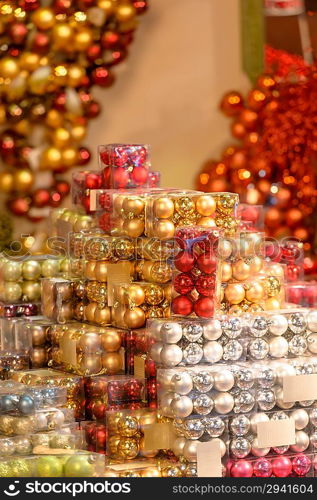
[230,460,253,477]
[253,458,272,477]
[292,454,312,476]
[272,456,292,477]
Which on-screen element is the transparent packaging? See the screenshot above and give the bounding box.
[0,407,74,436]
[84,375,146,421]
[0,256,61,303]
[265,239,304,283]
[112,282,171,329]
[16,317,52,368]
[0,302,40,318]
[0,452,104,477]
[0,380,67,414]
[71,170,103,213]
[41,277,85,324]
[106,408,159,459]
[10,369,85,421]
[145,192,239,239]
[228,453,314,477]
[147,316,247,367]
[0,423,83,457]
[171,227,222,318]
[49,323,125,376]
[157,363,257,419]
[237,204,264,231]
[0,318,33,354]
[104,458,192,477]
[82,420,108,454]
[50,207,95,239]
[99,143,151,189]
[286,282,317,308]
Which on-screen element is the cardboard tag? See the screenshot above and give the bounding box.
[108,462,156,472]
[143,423,175,451]
[89,190,98,211]
[257,418,295,448]
[283,374,317,402]
[134,355,145,379]
[60,335,77,366]
[33,445,76,455]
[197,440,222,477]
[107,262,132,306]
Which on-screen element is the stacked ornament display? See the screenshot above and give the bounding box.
[0,142,316,477]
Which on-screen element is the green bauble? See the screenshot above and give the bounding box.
[0,463,12,477]
[36,456,63,477]
[10,459,34,477]
[64,455,93,477]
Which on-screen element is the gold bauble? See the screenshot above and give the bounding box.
[232,260,250,281]
[0,171,13,192]
[196,216,216,227]
[245,282,265,303]
[265,297,281,310]
[113,194,125,214]
[268,263,285,278]
[217,239,232,259]
[217,193,237,214]
[154,220,175,239]
[20,52,40,72]
[112,305,125,327]
[61,147,77,167]
[122,197,145,216]
[139,436,158,458]
[94,261,108,282]
[124,308,146,328]
[100,329,122,352]
[3,282,22,302]
[41,147,62,170]
[229,305,243,315]
[145,284,164,305]
[122,218,145,238]
[79,355,102,375]
[117,416,139,437]
[31,326,46,346]
[101,352,123,373]
[84,303,98,323]
[68,65,85,87]
[220,262,232,282]
[78,331,101,352]
[41,259,60,278]
[71,125,87,142]
[116,4,136,22]
[32,8,55,30]
[2,261,22,281]
[52,128,70,148]
[52,23,73,48]
[94,306,111,326]
[21,281,41,301]
[174,197,195,215]
[153,198,174,218]
[74,28,93,51]
[224,283,245,304]
[46,109,64,128]
[141,467,161,478]
[195,195,216,216]
[13,169,34,192]
[22,260,41,280]
[31,347,48,368]
[149,261,172,283]
[124,284,145,306]
[108,435,120,455]
[249,256,263,274]
[117,438,139,460]
[74,215,93,232]
[0,57,19,78]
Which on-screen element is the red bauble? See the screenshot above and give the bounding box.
[108,381,124,402]
[147,378,157,401]
[131,166,148,186]
[220,91,244,116]
[286,263,302,282]
[95,426,107,449]
[175,250,195,272]
[92,67,114,87]
[174,273,194,295]
[292,454,311,476]
[53,0,72,13]
[195,275,215,297]
[194,296,214,318]
[53,92,66,111]
[124,379,143,400]
[85,172,102,189]
[86,101,101,118]
[8,197,30,216]
[272,457,292,477]
[32,32,50,52]
[78,147,91,165]
[171,295,194,316]
[196,253,217,274]
[230,460,253,477]
[253,458,272,478]
[9,23,28,45]
[101,31,120,49]
[113,166,129,188]
[19,0,39,10]
[55,180,70,197]
[87,44,102,62]
[91,400,106,420]
[98,213,111,232]
[32,188,50,208]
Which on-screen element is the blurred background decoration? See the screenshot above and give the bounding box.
[197,0,317,274]
[0,0,148,225]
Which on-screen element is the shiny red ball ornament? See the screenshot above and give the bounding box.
[173,273,194,295]
[131,165,148,186]
[92,67,114,87]
[194,296,214,318]
[195,275,215,297]
[171,295,194,316]
[175,250,195,272]
[124,379,143,400]
[19,0,39,10]
[32,32,50,52]
[113,166,129,188]
[220,91,244,116]
[78,147,91,165]
[8,197,30,216]
[85,172,102,189]
[101,31,120,49]
[108,381,124,403]
[196,253,217,274]
[53,0,72,13]
[95,426,107,449]
[87,44,102,62]
[230,460,253,477]
[133,1,148,13]
[286,263,302,282]
[55,180,70,197]
[253,458,272,477]
[292,454,311,476]
[32,188,50,207]
[9,23,28,45]
[272,457,292,477]
[91,400,106,420]
[86,101,101,118]
[98,213,111,232]
[53,93,66,111]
